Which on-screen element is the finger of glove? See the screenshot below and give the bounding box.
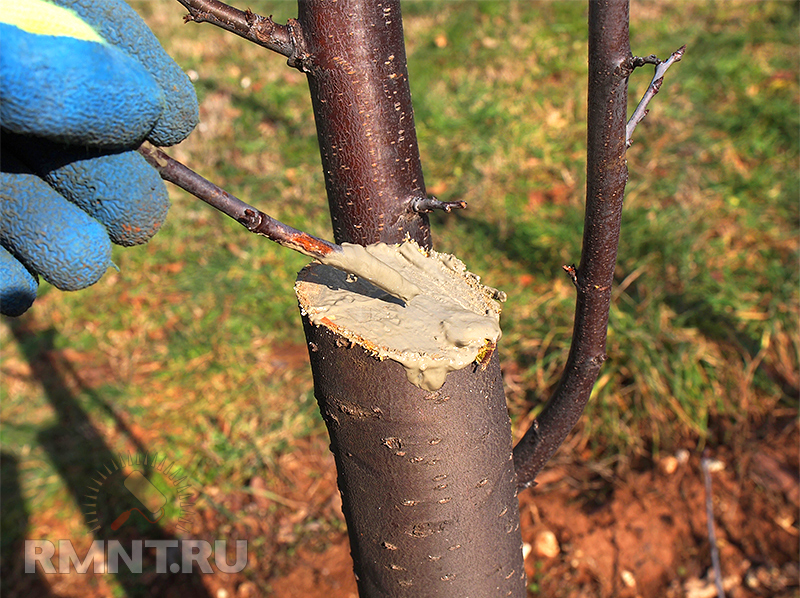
[0,23,164,148]
[54,0,199,146]
[11,135,169,247]
[0,245,38,317]
[0,164,112,292]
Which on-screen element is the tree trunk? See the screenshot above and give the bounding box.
[295,1,524,596]
[298,312,524,596]
[297,0,430,248]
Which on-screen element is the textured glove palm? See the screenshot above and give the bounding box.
[0,0,199,316]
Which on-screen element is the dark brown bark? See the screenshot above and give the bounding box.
[296,0,431,247]
[512,0,633,488]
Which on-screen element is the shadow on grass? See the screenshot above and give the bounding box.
[3,317,212,598]
[451,210,583,281]
[1,451,54,597]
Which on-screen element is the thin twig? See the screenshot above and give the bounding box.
[137,142,421,304]
[409,196,467,214]
[701,450,727,598]
[175,0,307,65]
[626,45,686,147]
[631,53,659,68]
[137,141,337,260]
[562,264,578,288]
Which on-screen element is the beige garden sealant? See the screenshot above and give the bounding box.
[296,240,505,391]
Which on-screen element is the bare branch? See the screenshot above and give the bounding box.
[138,142,423,304]
[626,45,686,147]
[175,0,308,66]
[513,0,632,489]
[562,264,579,288]
[137,141,337,260]
[409,196,467,214]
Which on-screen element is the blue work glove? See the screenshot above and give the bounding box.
[0,0,199,316]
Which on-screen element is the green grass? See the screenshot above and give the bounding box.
[2,0,798,592]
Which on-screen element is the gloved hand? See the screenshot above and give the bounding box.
[0,0,199,316]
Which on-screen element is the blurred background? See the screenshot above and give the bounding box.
[2,1,797,597]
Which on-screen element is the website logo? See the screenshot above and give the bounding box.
[25,452,248,575]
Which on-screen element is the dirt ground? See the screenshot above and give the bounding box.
[11,412,797,598]
[262,418,799,598]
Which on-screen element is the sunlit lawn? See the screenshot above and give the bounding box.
[2,1,797,595]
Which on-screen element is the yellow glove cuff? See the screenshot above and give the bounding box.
[0,0,105,43]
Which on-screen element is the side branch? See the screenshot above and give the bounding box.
[137,142,336,260]
[138,143,421,304]
[626,45,686,147]
[513,0,633,489]
[175,0,306,64]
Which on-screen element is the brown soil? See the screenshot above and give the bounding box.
[11,418,796,598]
[519,425,799,598]
[257,418,799,598]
